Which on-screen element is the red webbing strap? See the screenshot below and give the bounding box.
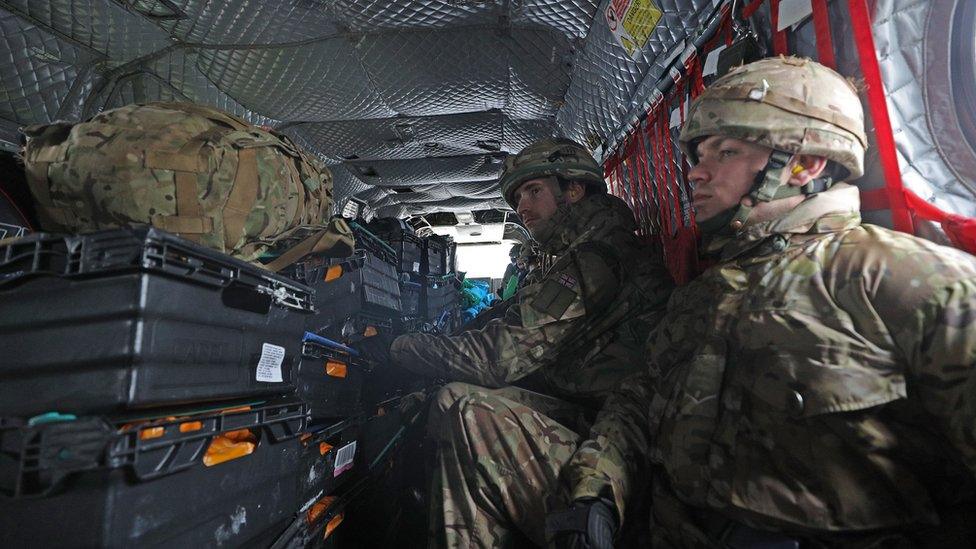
[848,0,914,234]
[742,0,765,18]
[652,110,667,236]
[904,192,976,253]
[770,0,789,55]
[863,181,976,254]
[635,126,656,236]
[614,155,626,203]
[624,140,645,235]
[858,188,890,211]
[811,0,837,69]
[662,108,679,236]
[627,130,646,235]
[604,150,621,198]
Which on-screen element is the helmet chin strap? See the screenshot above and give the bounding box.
[697,150,834,236]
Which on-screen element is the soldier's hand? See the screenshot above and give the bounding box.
[354,331,397,366]
[545,497,618,549]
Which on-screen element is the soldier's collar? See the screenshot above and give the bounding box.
[704,184,862,260]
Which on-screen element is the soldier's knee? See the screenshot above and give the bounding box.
[450,392,515,435]
[428,382,484,442]
[433,382,477,415]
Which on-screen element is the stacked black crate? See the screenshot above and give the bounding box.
[0,227,319,547]
[277,221,414,545]
[285,222,402,420]
[365,218,425,334]
[422,234,462,334]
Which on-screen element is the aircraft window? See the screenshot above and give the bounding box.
[953,0,976,152]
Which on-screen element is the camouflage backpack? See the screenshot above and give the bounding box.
[21,102,334,263]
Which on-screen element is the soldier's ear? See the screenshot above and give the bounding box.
[565,181,586,203]
[787,155,828,186]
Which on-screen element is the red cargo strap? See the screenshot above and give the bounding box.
[742,0,765,18]
[858,188,890,211]
[811,0,836,69]
[848,0,914,234]
[770,0,789,55]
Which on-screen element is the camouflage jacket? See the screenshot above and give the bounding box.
[390,193,673,408]
[565,185,976,541]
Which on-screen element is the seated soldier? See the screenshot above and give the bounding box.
[367,137,673,548]
[553,56,976,548]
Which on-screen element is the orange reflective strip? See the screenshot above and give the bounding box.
[139,426,165,440]
[319,442,333,456]
[324,512,344,539]
[203,429,257,467]
[326,360,348,379]
[179,421,203,433]
[306,496,336,525]
[301,433,313,445]
[220,405,252,414]
[324,265,343,282]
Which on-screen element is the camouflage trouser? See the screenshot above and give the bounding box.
[427,382,589,548]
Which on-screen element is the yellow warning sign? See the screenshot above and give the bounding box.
[605,0,663,60]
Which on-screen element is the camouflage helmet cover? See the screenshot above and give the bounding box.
[498,138,606,208]
[679,56,867,179]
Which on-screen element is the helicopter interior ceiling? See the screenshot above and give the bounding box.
[0,0,972,222]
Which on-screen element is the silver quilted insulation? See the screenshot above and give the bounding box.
[0,0,723,218]
[771,0,976,218]
[0,0,972,219]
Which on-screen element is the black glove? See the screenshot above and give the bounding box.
[354,332,397,366]
[546,498,618,549]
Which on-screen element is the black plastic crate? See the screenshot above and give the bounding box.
[400,278,422,319]
[270,474,374,549]
[387,233,424,275]
[358,219,423,276]
[444,238,457,274]
[298,416,363,504]
[293,248,402,337]
[299,335,366,419]
[0,398,309,498]
[0,401,310,547]
[422,235,448,276]
[0,228,313,416]
[423,275,461,321]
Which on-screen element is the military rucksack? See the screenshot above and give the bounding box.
[21,102,334,264]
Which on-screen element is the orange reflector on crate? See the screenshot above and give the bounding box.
[139,426,165,440]
[179,421,203,433]
[319,442,333,456]
[301,433,313,445]
[324,265,343,282]
[324,512,344,539]
[325,360,347,379]
[220,405,252,415]
[306,496,336,525]
[203,429,257,467]
[363,326,378,337]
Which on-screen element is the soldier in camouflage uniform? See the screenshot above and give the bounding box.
[555,56,976,547]
[386,138,673,547]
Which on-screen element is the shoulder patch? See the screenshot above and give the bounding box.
[532,277,580,319]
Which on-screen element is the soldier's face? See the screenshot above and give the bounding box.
[688,136,773,222]
[513,177,560,234]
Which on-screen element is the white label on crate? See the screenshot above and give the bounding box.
[255,343,285,382]
[413,261,420,272]
[334,440,357,477]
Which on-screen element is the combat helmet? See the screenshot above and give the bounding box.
[498,138,606,209]
[679,56,867,233]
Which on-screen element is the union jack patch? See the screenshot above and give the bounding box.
[558,273,578,289]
